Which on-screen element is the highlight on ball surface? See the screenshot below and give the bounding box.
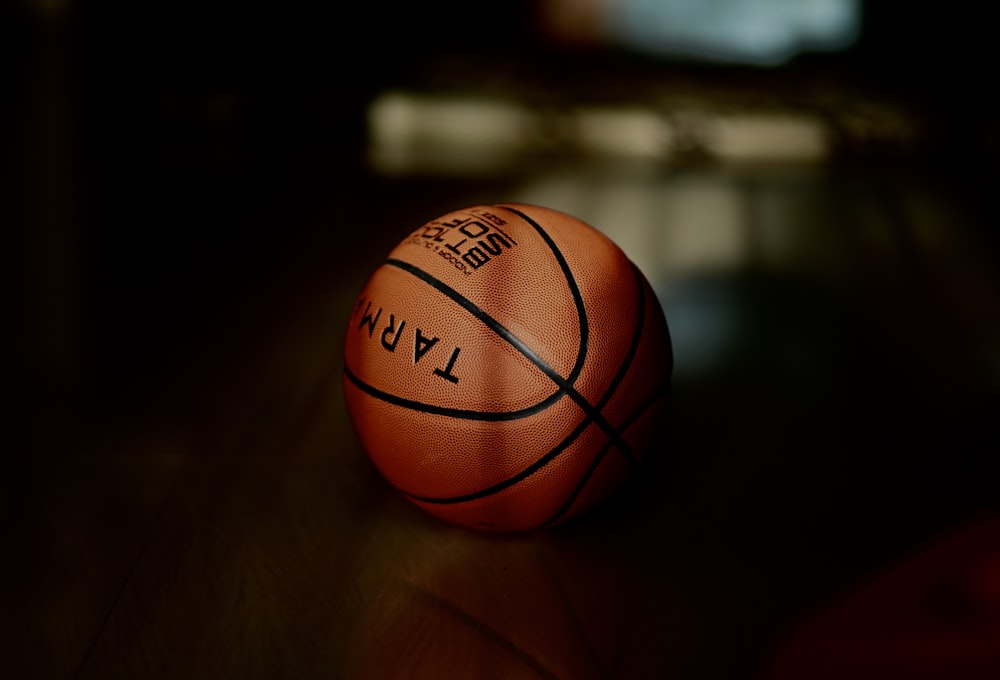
[342,203,672,532]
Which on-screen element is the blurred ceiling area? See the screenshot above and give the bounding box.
[4,0,997,401]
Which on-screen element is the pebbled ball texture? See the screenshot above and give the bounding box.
[343,203,672,532]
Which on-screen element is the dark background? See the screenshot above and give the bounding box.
[5,0,997,402]
[4,1,999,677]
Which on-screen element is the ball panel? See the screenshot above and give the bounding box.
[344,379,590,501]
[591,272,673,432]
[496,204,643,407]
[539,385,668,528]
[404,421,614,532]
[344,264,557,415]
[543,439,635,527]
[387,206,584,381]
[619,391,670,467]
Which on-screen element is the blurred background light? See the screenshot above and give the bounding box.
[573,106,673,158]
[367,95,830,174]
[510,172,749,380]
[510,172,748,276]
[541,0,862,65]
[709,113,828,162]
[368,92,529,175]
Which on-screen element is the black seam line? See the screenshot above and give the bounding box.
[388,244,632,452]
[591,262,648,466]
[386,259,632,503]
[498,206,639,459]
[388,257,574,394]
[543,380,671,527]
[408,411,593,504]
[400,262,648,507]
[542,265,651,525]
[344,365,565,421]
[497,205,590,388]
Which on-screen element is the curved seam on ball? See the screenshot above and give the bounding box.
[384,211,645,505]
[497,205,590,389]
[542,263,653,525]
[343,365,566,421]
[544,382,671,526]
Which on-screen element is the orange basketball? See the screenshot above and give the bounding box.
[343,204,672,532]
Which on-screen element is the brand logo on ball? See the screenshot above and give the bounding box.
[404,208,519,276]
[352,296,462,384]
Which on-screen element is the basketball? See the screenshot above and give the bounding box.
[342,204,672,532]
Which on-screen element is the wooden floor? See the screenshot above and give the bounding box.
[6,149,999,678]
